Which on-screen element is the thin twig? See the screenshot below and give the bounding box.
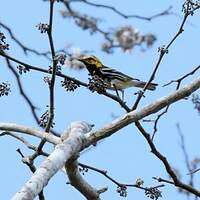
[152,64,200,139]
[30,0,56,161]
[71,0,173,21]
[152,106,169,140]
[176,123,191,172]
[163,65,200,90]
[153,177,174,185]
[100,90,130,112]
[0,21,50,59]
[135,121,200,196]
[0,123,60,144]
[16,149,45,200]
[176,123,194,187]
[0,51,131,112]
[0,131,49,157]
[45,0,56,132]
[0,51,87,87]
[132,2,198,110]
[4,58,39,123]
[78,162,164,193]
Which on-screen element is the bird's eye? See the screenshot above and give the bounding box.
[87,58,94,63]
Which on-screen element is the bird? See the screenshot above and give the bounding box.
[77,55,157,96]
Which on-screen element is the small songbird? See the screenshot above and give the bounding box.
[78,55,157,93]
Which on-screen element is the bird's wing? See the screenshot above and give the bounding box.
[100,66,140,82]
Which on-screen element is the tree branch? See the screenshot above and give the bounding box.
[0,131,49,156]
[135,121,200,196]
[70,0,173,21]
[32,0,57,160]
[152,64,200,139]
[0,21,50,59]
[1,77,200,149]
[78,162,164,195]
[132,2,200,110]
[0,51,88,87]
[163,65,200,90]
[66,158,101,200]
[2,76,200,198]
[0,123,60,144]
[86,77,200,145]
[11,121,92,200]
[16,149,46,200]
[4,58,39,124]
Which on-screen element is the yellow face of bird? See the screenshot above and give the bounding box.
[78,55,103,68]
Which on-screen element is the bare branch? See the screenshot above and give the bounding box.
[135,121,200,196]
[16,149,45,200]
[163,65,200,90]
[152,106,170,140]
[132,2,200,110]
[95,90,130,112]
[31,0,57,161]
[176,123,198,192]
[86,77,200,146]
[11,121,92,200]
[70,0,173,21]
[176,123,191,172]
[0,123,60,144]
[2,76,200,198]
[0,51,131,112]
[153,177,174,185]
[1,76,200,148]
[66,158,101,200]
[0,21,50,59]
[78,162,164,196]
[46,0,57,132]
[152,64,200,139]
[62,2,157,53]
[0,51,88,87]
[4,58,39,124]
[187,168,200,175]
[0,131,49,157]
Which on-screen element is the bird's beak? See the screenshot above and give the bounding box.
[77,58,83,62]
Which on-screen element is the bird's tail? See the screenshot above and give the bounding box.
[129,80,158,91]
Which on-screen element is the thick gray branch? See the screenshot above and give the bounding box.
[1,77,200,148]
[66,158,100,200]
[85,77,200,145]
[11,121,92,200]
[0,123,60,144]
[1,77,200,199]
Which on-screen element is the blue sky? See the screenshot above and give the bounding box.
[1,0,200,199]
